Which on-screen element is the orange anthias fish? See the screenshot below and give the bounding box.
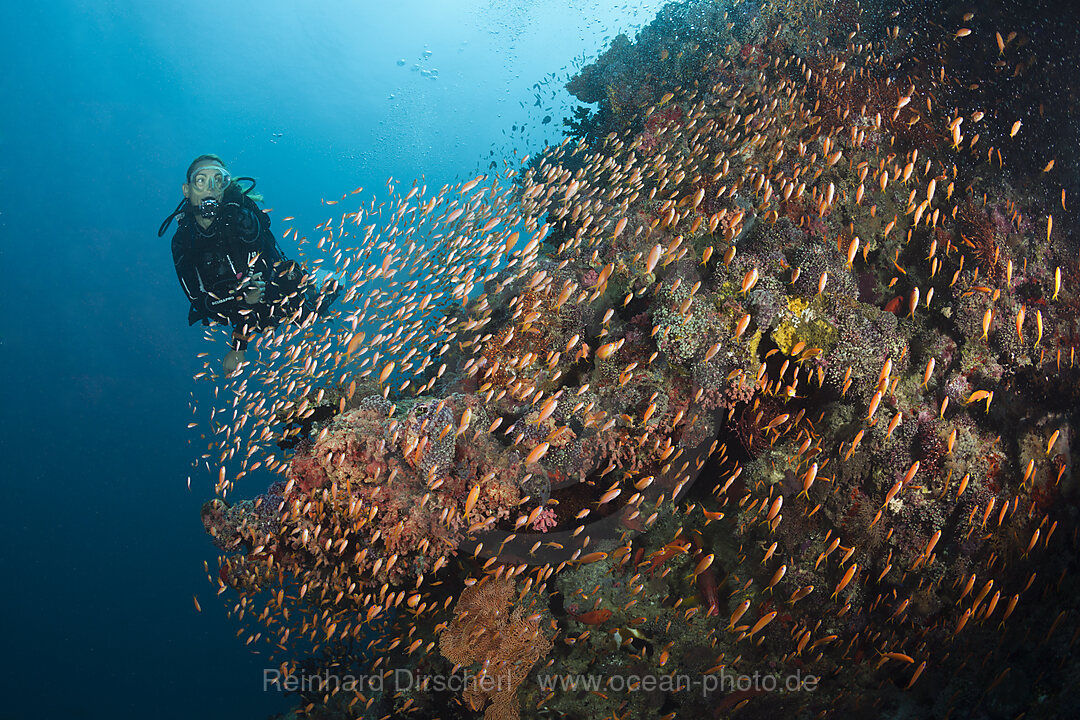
[572,608,613,625]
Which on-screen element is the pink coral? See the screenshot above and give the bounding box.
[529,507,558,533]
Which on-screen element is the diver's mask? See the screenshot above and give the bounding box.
[189,166,231,193]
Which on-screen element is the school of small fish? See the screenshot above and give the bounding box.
[189,2,1080,717]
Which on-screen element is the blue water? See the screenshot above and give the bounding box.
[0,1,669,717]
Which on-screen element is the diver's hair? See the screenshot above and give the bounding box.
[186,153,226,182]
[185,153,264,202]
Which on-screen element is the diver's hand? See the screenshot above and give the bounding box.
[239,273,266,304]
[223,349,246,374]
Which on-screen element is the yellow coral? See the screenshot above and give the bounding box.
[771,296,837,355]
[606,83,621,116]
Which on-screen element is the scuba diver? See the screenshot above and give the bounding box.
[159,155,338,373]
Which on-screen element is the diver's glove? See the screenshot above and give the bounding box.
[223,349,246,374]
[238,273,266,305]
[317,278,341,316]
[309,268,342,316]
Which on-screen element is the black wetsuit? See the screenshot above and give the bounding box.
[172,186,312,350]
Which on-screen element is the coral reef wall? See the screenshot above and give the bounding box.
[192,1,1080,718]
